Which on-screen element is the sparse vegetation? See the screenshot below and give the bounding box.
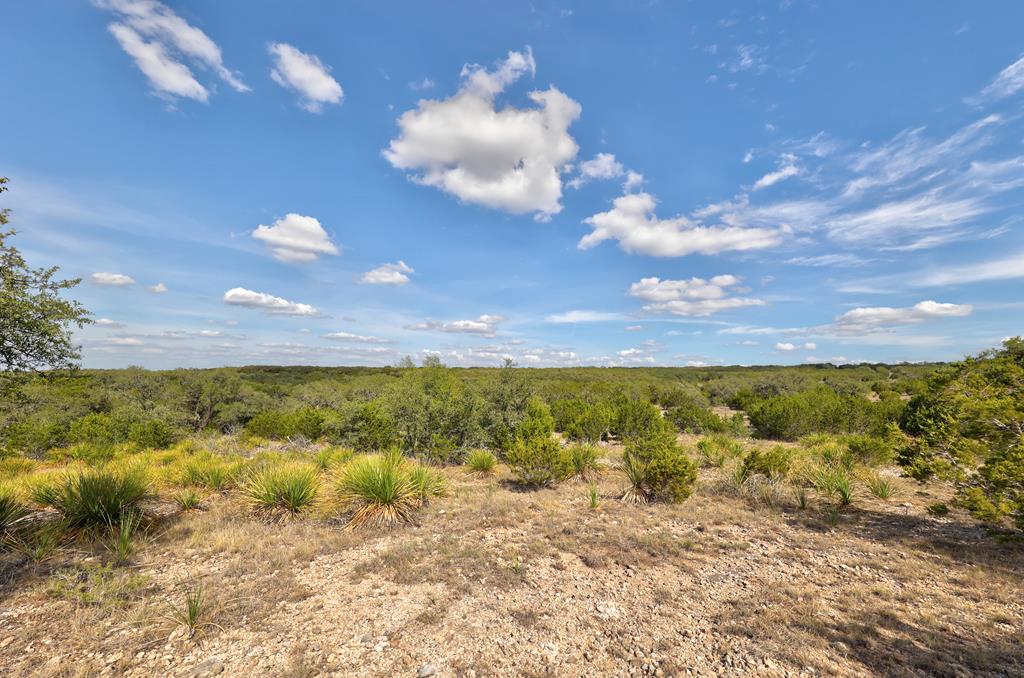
[32,468,149,529]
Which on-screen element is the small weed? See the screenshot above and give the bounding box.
[165,579,216,639]
[106,510,144,565]
[587,483,600,509]
[927,502,950,517]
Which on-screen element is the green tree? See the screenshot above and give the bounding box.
[0,178,91,392]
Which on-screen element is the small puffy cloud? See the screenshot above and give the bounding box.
[406,314,504,337]
[775,342,798,351]
[545,310,623,324]
[223,288,319,316]
[569,153,644,192]
[148,282,168,293]
[324,331,392,344]
[97,0,247,102]
[580,192,785,257]
[628,274,764,316]
[107,337,144,346]
[252,213,340,263]
[624,325,643,332]
[269,42,344,113]
[826,300,973,335]
[91,272,136,286]
[361,261,413,285]
[384,48,581,220]
[95,318,125,328]
[804,342,817,350]
[409,77,435,91]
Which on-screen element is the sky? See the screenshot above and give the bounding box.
[2,1,1024,369]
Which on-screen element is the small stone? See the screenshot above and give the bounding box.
[417,664,437,677]
[180,659,224,678]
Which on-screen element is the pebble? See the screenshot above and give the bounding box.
[417,664,437,677]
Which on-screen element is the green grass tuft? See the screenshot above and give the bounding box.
[32,468,149,529]
[465,449,497,475]
[240,463,319,517]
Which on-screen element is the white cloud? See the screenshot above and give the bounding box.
[804,342,817,350]
[406,314,504,337]
[384,48,581,220]
[785,254,870,267]
[623,171,644,192]
[252,213,339,263]
[545,310,624,324]
[148,282,168,293]
[775,342,797,351]
[624,325,643,332]
[95,318,125,328]
[223,288,319,316]
[409,77,435,91]
[628,274,765,316]
[268,42,344,113]
[569,153,644,192]
[361,261,413,285]
[324,331,392,344]
[827,300,972,335]
[975,55,1024,102]
[580,192,785,257]
[97,0,247,102]
[752,163,799,190]
[91,272,135,286]
[107,337,145,346]
[915,251,1024,287]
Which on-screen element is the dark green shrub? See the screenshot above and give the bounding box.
[128,420,177,450]
[613,398,669,440]
[351,402,397,451]
[667,400,727,434]
[245,408,325,441]
[622,429,697,504]
[506,435,571,487]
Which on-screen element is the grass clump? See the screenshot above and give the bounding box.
[313,446,354,471]
[172,488,203,511]
[813,464,854,506]
[165,579,214,639]
[335,451,440,529]
[697,434,745,468]
[32,468,149,529]
[240,463,319,518]
[465,449,497,475]
[864,471,897,500]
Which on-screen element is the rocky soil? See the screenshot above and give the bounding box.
[1,461,1022,677]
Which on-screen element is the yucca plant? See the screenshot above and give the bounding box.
[12,524,65,564]
[407,465,446,505]
[240,463,319,518]
[32,469,149,529]
[568,444,603,481]
[175,455,239,492]
[813,465,854,507]
[620,452,649,504]
[335,451,417,529]
[0,486,27,535]
[465,449,497,476]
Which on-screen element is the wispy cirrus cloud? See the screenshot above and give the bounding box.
[96,0,248,102]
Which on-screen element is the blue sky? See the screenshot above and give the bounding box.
[3,1,1023,368]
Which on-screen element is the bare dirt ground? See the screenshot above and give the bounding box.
[2,451,1022,678]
